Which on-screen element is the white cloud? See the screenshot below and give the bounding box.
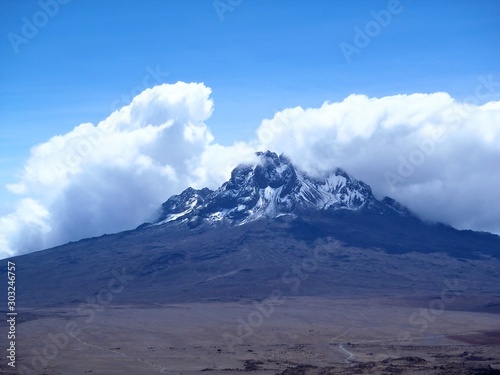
[0,199,50,257]
[256,93,500,235]
[0,82,252,258]
[1,86,499,259]
[189,142,259,190]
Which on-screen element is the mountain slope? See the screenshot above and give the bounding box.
[3,151,500,308]
[5,216,500,309]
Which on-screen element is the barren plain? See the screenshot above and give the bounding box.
[2,296,500,374]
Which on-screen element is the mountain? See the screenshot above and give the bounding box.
[3,151,500,309]
[153,151,409,228]
[145,150,499,260]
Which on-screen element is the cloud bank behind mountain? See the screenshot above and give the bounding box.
[1,82,499,258]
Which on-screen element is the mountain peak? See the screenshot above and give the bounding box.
[153,151,406,228]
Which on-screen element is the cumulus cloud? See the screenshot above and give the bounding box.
[256,93,500,235]
[0,82,255,258]
[1,84,499,259]
[0,199,50,258]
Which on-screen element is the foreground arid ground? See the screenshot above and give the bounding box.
[1,296,500,374]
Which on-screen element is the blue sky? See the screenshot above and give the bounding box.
[1,0,499,213]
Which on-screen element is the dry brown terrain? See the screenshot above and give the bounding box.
[1,297,500,374]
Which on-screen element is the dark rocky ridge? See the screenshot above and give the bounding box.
[154,151,409,228]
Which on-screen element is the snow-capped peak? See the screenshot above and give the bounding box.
[153,151,400,228]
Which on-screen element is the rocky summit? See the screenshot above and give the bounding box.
[153,151,409,228]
